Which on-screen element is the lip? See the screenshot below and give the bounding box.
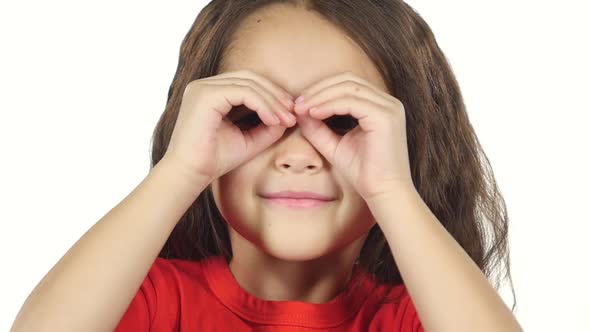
[260,191,335,200]
[259,191,336,208]
[262,197,333,208]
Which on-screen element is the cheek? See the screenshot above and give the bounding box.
[211,175,237,218]
[338,190,376,236]
[213,172,256,221]
[214,167,250,197]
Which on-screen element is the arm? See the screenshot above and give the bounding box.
[10,157,209,332]
[366,186,524,332]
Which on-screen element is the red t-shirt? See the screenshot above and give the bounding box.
[114,256,424,331]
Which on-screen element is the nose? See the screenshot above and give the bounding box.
[273,127,325,174]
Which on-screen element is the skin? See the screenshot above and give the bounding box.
[211,4,388,303]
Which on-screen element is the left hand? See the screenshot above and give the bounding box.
[292,72,415,202]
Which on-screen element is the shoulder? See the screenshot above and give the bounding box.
[145,257,210,301]
[114,257,210,331]
[149,256,207,283]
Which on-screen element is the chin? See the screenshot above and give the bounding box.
[260,240,336,263]
[256,234,364,265]
[228,219,346,262]
[264,229,339,260]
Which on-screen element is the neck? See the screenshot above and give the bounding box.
[227,228,368,303]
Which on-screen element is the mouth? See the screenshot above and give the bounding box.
[261,197,334,208]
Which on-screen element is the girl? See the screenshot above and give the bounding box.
[11,0,523,331]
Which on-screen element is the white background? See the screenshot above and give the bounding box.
[1,1,588,331]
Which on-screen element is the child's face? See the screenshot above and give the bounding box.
[211,5,389,262]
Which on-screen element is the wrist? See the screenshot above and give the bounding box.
[365,182,419,207]
[153,156,211,195]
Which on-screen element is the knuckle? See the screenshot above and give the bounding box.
[343,71,356,79]
[344,80,362,93]
[242,77,258,88]
[231,75,260,90]
[237,70,282,101]
[183,80,201,98]
[386,94,399,104]
[241,84,257,95]
[394,104,406,118]
[239,69,284,95]
[238,69,256,78]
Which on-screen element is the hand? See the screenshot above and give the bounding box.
[163,70,296,186]
[292,72,415,201]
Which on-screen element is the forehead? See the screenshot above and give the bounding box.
[219,4,388,96]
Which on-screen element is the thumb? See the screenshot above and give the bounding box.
[241,124,286,159]
[296,114,339,161]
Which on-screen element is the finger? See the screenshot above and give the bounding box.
[203,70,296,113]
[296,72,391,105]
[241,122,286,159]
[238,70,296,108]
[203,82,282,126]
[201,78,296,127]
[307,96,385,132]
[294,80,391,116]
[295,115,340,161]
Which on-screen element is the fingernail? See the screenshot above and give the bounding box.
[295,96,305,104]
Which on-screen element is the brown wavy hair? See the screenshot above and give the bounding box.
[151,0,517,312]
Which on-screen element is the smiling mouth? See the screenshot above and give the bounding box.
[261,197,334,208]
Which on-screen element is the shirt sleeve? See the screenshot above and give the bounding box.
[114,257,186,331]
[113,265,158,332]
[370,286,425,332]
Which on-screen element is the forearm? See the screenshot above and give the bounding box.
[366,187,523,332]
[11,157,207,332]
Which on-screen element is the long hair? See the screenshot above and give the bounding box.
[151,0,517,312]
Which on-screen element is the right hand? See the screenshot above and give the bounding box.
[162,70,297,186]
